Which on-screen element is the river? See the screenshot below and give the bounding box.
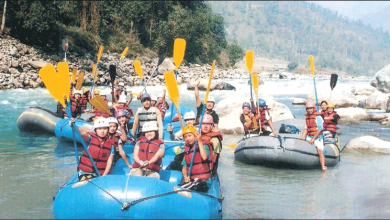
[1,78,390,218]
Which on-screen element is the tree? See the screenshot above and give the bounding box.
[227,40,244,66]
[1,0,6,34]
[288,61,298,71]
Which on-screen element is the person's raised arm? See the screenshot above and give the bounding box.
[126,92,133,106]
[195,80,201,108]
[131,112,139,138]
[156,108,163,139]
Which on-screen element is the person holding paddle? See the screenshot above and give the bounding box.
[319,101,328,116]
[299,102,327,171]
[156,89,169,119]
[131,93,163,140]
[253,99,278,137]
[167,111,197,140]
[80,88,90,111]
[194,81,219,132]
[76,117,116,181]
[240,102,260,136]
[180,124,214,192]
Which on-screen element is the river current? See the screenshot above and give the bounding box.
[1,78,390,218]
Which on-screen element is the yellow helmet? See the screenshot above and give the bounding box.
[94,89,100,95]
[182,125,196,136]
[327,103,335,109]
[82,88,89,94]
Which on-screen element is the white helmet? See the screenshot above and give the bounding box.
[118,95,127,103]
[184,111,196,120]
[73,89,82,95]
[118,82,125,86]
[93,117,109,129]
[100,90,107,96]
[107,117,118,125]
[151,95,158,102]
[107,102,113,108]
[142,121,158,132]
[207,96,215,103]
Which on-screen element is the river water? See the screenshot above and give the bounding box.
[1,78,390,218]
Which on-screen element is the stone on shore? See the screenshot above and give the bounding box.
[28,60,48,69]
[344,136,390,154]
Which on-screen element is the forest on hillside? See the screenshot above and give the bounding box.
[208,1,390,76]
[0,1,244,66]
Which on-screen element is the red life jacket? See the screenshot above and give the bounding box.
[323,111,338,134]
[108,132,122,151]
[94,110,110,118]
[132,137,163,172]
[78,132,114,175]
[258,109,270,131]
[80,96,89,110]
[184,140,214,181]
[156,102,169,119]
[305,113,321,136]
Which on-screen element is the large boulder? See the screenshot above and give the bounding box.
[213,82,236,91]
[370,64,390,93]
[336,107,370,121]
[364,92,389,110]
[305,81,358,107]
[215,93,294,134]
[28,60,48,69]
[157,58,175,75]
[344,136,390,154]
[351,85,378,96]
[187,79,216,91]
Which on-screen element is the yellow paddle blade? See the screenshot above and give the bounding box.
[133,60,143,79]
[75,70,85,90]
[245,50,254,74]
[164,71,180,107]
[120,47,129,60]
[252,72,259,96]
[97,45,104,63]
[71,68,77,84]
[39,65,66,107]
[58,62,71,102]
[92,64,97,81]
[132,92,140,98]
[89,96,110,115]
[226,143,237,149]
[204,60,216,104]
[309,55,315,77]
[173,38,186,70]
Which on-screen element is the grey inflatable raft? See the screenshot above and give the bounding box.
[17,107,94,135]
[234,118,341,169]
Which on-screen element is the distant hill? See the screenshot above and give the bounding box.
[208,1,390,76]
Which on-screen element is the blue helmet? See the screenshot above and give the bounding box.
[258,99,266,107]
[140,93,151,102]
[242,102,251,109]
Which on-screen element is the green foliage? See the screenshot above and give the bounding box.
[1,0,236,65]
[209,1,390,75]
[288,62,298,71]
[227,40,244,66]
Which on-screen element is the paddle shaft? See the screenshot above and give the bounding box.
[249,76,253,111]
[313,77,319,112]
[66,102,101,177]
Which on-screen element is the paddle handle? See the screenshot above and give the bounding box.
[66,103,101,177]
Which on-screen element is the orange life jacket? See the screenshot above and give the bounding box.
[323,111,338,134]
[241,113,259,132]
[78,132,114,175]
[132,137,163,172]
[184,140,214,181]
[305,113,321,136]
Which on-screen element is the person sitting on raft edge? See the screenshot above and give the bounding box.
[299,102,327,172]
[73,117,116,181]
[131,122,165,179]
[180,124,214,192]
